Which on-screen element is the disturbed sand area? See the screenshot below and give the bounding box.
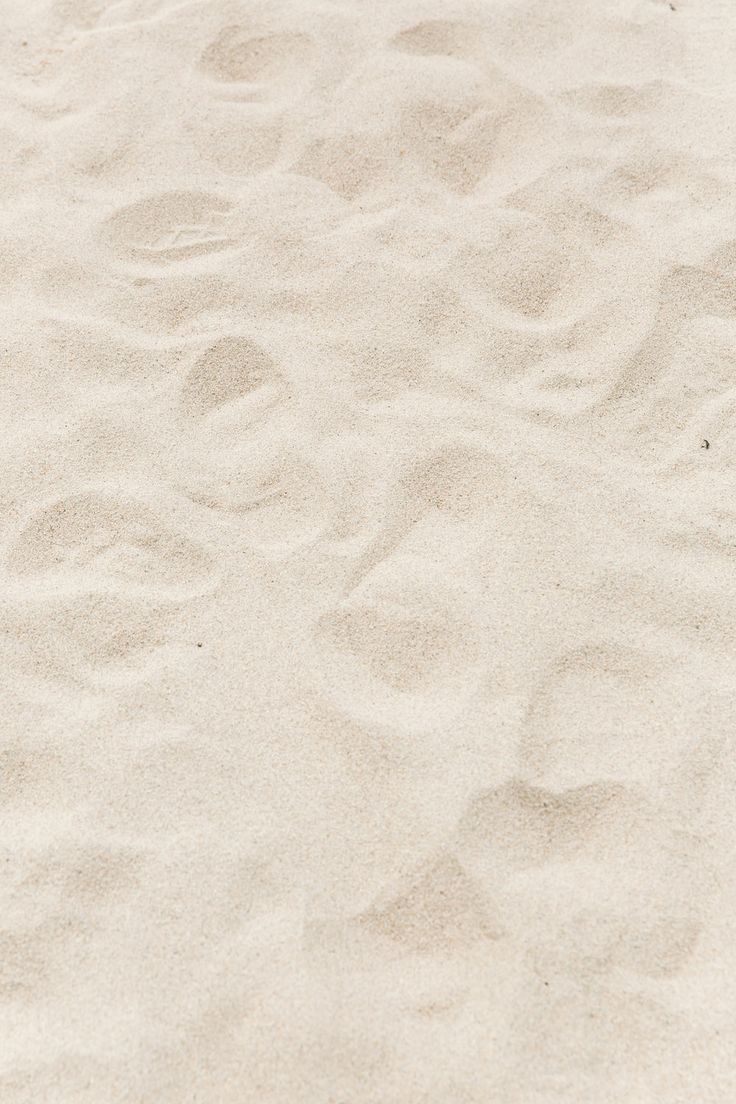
[2,0,736,1100]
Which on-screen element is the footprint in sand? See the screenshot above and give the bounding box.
[174,336,330,554]
[315,552,482,734]
[518,644,672,789]
[389,20,482,60]
[6,491,213,597]
[179,424,331,556]
[357,853,503,954]
[536,905,700,980]
[198,112,283,176]
[563,81,664,118]
[101,190,234,263]
[179,335,283,423]
[344,442,499,593]
[2,591,179,687]
[460,210,597,322]
[395,70,553,195]
[458,779,639,867]
[296,134,390,200]
[199,26,314,86]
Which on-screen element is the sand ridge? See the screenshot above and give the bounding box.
[2,0,736,1100]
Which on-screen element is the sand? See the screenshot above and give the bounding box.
[2,0,736,1100]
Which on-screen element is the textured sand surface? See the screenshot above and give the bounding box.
[2,0,736,1100]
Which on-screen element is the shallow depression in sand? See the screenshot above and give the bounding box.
[6,491,214,595]
[102,191,235,263]
[315,553,483,733]
[199,27,315,84]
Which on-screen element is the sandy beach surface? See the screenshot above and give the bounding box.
[2,0,736,1100]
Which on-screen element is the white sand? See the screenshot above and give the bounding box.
[2,0,736,1100]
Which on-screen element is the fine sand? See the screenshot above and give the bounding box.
[2,0,736,1101]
